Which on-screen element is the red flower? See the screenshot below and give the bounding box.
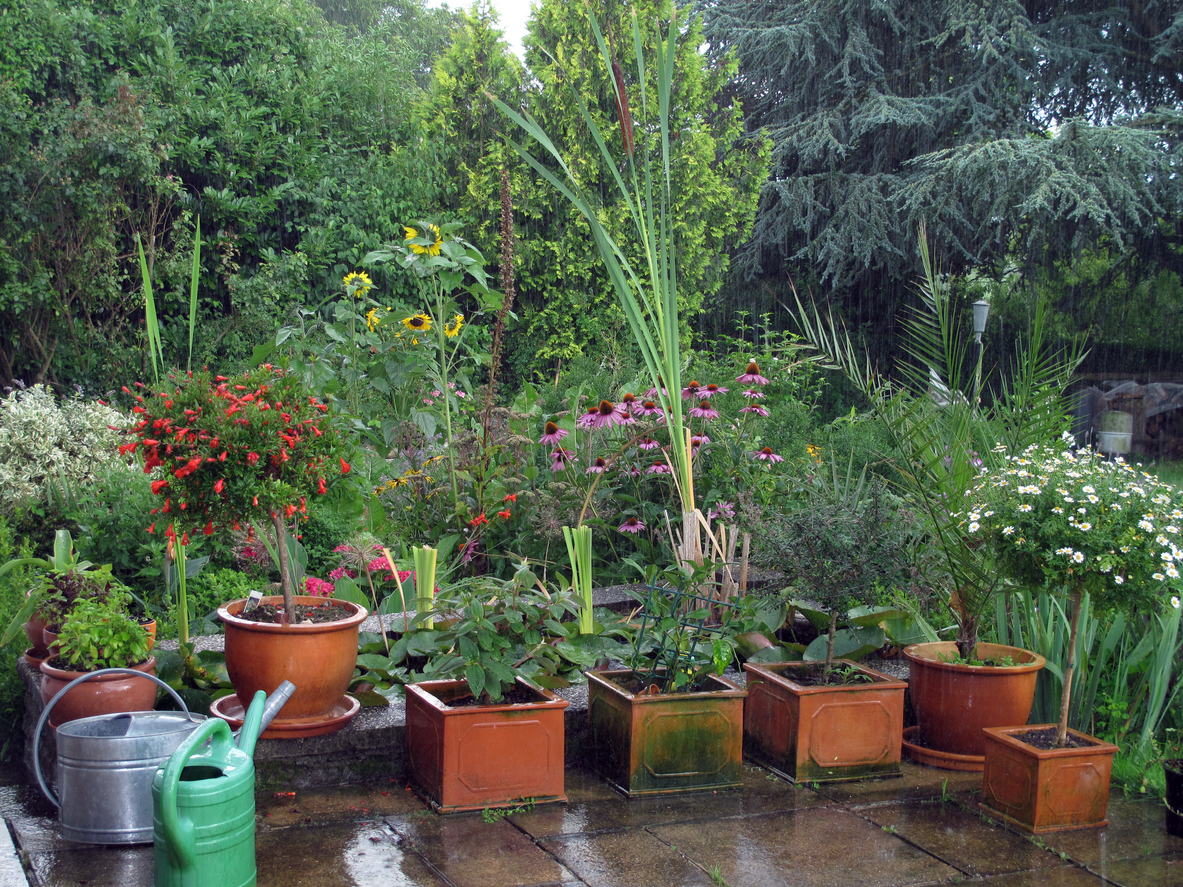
[497,510,511,520]
[339,457,351,474]
[146,523,156,534]
[180,532,190,545]
[469,513,488,527]
[214,478,225,494]
[247,451,260,465]
[203,521,214,535]
[151,479,169,495]
[503,493,517,503]
[317,477,327,495]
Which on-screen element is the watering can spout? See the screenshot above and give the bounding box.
[236,681,295,756]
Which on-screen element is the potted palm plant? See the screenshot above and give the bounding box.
[123,365,366,735]
[969,444,1182,832]
[745,458,913,782]
[403,562,579,813]
[790,230,1081,768]
[40,589,155,728]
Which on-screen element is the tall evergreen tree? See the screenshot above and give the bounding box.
[695,0,1182,359]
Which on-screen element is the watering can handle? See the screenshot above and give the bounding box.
[33,667,194,809]
[159,716,234,873]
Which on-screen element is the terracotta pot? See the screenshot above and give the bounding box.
[139,618,156,652]
[39,658,158,728]
[405,677,568,814]
[217,596,367,722]
[903,642,1045,769]
[980,725,1118,833]
[1165,759,1183,838]
[25,612,50,658]
[586,668,747,797]
[42,628,61,659]
[743,660,907,783]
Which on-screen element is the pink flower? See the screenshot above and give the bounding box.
[752,447,784,463]
[689,400,719,419]
[619,392,639,414]
[637,436,660,450]
[303,576,335,597]
[709,501,736,521]
[691,434,711,447]
[736,361,770,386]
[328,566,356,580]
[647,461,672,475]
[539,421,568,447]
[681,381,703,400]
[702,383,728,398]
[576,400,630,429]
[550,448,576,472]
[618,517,645,534]
[585,457,609,475]
[740,404,770,417]
[633,400,664,419]
[741,388,766,399]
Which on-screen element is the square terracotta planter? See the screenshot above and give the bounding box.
[742,660,907,783]
[404,677,568,814]
[586,669,747,797]
[980,725,1119,833]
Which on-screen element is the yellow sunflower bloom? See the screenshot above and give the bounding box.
[405,224,443,257]
[365,308,382,331]
[444,313,464,338]
[402,313,431,332]
[342,271,374,298]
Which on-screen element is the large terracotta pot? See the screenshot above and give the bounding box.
[903,641,1045,770]
[217,595,367,722]
[25,612,50,658]
[743,660,907,783]
[40,658,158,728]
[586,668,747,797]
[980,725,1118,833]
[405,677,568,814]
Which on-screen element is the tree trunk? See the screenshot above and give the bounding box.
[1056,587,1084,747]
[824,610,838,681]
[271,511,296,623]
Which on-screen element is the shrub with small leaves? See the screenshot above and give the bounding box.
[54,592,150,672]
[0,384,131,516]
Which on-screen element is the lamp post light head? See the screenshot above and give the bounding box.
[972,300,991,344]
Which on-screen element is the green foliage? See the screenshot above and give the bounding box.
[54,590,150,672]
[0,517,32,758]
[183,567,255,622]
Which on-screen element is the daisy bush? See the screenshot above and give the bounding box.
[963,444,1182,608]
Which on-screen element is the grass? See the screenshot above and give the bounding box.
[480,798,536,823]
[1140,459,1183,488]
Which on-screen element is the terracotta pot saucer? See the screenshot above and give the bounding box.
[210,692,360,739]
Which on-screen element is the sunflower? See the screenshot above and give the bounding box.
[342,271,374,298]
[404,224,443,257]
[402,314,431,332]
[444,313,464,338]
[365,308,384,331]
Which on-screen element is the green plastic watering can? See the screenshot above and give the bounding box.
[152,682,293,887]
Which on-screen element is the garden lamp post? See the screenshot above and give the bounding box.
[972,299,990,409]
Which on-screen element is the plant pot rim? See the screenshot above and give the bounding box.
[406,676,569,713]
[585,667,746,701]
[218,595,368,633]
[743,659,908,692]
[903,641,1046,674]
[983,724,1119,757]
[39,656,157,680]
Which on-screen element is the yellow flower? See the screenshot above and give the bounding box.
[343,271,373,298]
[405,224,443,257]
[402,314,431,332]
[365,308,382,331]
[445,313,464,338]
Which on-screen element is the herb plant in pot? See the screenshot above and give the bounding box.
[123,366,366,736]
[746,461,912,782]
[404,562,578,813]
[968,444,1182,832]
[586,578,748,798]
[40,592,155,728]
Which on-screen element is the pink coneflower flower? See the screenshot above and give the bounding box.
[625,466,642,477]
[689,400,719,419]
[617,517,645,534]
[619,392,639,414]
[740,404,770,417]
[550,448,576,472]
[681,380,703,400]
[752,447,784,463]
[709,501,736,521]
[637,436,660,450]
[742,388,766,399]
[539,421,568,447]
[577,400,629,429]
[644,376,668,398]
[585,457,609,475]
[737,361,771,386]
[702,383,728,397]
[691,433,711,447]
[647,461,672,474]
[634,400,663,419]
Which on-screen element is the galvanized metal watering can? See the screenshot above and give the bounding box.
[34,668,203,844]
[152,681,294,887]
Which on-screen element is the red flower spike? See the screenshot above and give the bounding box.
[317,478,327,495]
[203,522,214,535]
[147,523,156,534]
[181,532,189,545]
[340,458,351,474]
[214,478,224,494]
[504,493,517,502]
[151,479,169,495]
[498,510,511,520]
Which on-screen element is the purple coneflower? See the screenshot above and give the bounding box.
[550,448,576,472]
[691,433,711,447]
[708,501,736,521]
[689,399,719,419]
[637,436,660,450]
[736,361,771,386]
[577,399,629,429]
[619,392,639,414]
[644,375,669,398]
[742,388,765,399]
[617,517,645,534]
[752,446,784,463]
[539,421,568,447]
[702,383,728,398]
[740,404,770,417]
[634,400,663,419]
[681,380,703,400]
[647,461,672,475]
[585,457,609,475]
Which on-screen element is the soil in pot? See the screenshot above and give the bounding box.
[234,602,356,624]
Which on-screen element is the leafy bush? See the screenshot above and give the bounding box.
[54,592,151,672]
[0,384,130,517]
[0,518,32,758]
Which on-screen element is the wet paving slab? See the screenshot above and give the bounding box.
[1027,794,1183,866]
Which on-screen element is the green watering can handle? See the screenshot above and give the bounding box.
[160,716,234,872]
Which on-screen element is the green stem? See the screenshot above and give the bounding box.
[434,285,461,526]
